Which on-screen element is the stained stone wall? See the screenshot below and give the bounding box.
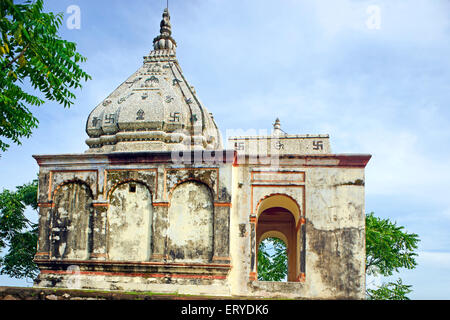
[51,182,93,260]
[32,150,370,299]
[33,151,234,296]
[107,182,153,261]
[167,181,214,262]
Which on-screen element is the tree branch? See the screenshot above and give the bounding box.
[1,44,29,71]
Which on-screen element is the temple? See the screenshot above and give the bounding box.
[32,8,371,299]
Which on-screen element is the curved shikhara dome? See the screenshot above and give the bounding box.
[85,9,222,153]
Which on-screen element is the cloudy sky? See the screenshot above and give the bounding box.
[1,0,449,299]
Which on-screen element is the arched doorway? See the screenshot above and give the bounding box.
[256,194,302,282]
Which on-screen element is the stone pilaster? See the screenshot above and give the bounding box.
[34,204,54,260]
[212,203,231,263]
[249,214,257,281]
[150,203,169,261]
[90,203,109,260]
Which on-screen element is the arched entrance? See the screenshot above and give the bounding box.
[256,194,302,282]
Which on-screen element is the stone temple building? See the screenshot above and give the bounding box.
[32,8,371,299]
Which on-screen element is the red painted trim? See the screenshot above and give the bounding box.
[214,202,232,207]
[40,269,227,280]
[296,273,306,282]
[34,252,50,256]
[296,217,306,231]
[92,203,109,207]
[153,202,170,207]
[335,155,372,168]
[34,259,231,269]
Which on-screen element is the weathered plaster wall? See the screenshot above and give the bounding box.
[33,152,233,296]
[230,161,367,299]
[304,167,366,299]
[51,183,93,260]
[107,182,153,261]
[167,181,214,262]
[33,151,368,299]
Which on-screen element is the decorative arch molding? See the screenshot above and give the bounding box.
[255,193,302,225]
[106,179,153,202]
[52,179,94,202]
[163,167,219,201]
[167,178,214,202]
[47,170,98,202]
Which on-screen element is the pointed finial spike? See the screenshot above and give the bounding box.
[152,6,177,51]
[272,118,283,136]
[274,118,281,129]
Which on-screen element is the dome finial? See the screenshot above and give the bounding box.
[153,7,177,51]
[272,118,284,136]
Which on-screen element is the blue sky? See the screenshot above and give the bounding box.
[1,0,449,299]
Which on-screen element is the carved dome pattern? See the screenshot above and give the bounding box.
[85,9,222,153]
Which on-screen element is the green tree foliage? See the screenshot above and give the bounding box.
[366,278,413,300]
[257,237,287,282]
[365,212,420,300]
[0,0,91,152]
[0,179,39,279]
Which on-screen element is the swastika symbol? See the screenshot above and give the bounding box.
[313,140,323,150]
[104,114,115,124]
[234,142,245,151]
[169,112,180,122]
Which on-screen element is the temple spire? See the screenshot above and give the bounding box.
[272,118,285,136]
[153,8,177,51]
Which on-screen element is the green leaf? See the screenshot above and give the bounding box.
[0,0,91,152]
[257,237,288,282]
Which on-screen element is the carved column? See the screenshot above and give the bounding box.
[151,203,169,261]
